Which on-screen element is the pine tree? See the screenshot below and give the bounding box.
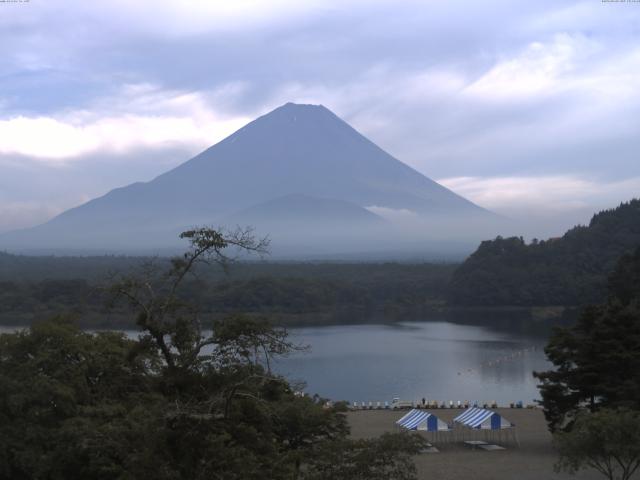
[535,247,640,431]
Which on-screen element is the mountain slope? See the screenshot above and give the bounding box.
[448,199,640,306]
[227,194,385,225]
[1,102,497,255]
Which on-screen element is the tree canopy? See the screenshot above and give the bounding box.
[554,408,640,480]
[0,227,424,480]
[534,246,640,432]
[449,199,640,307]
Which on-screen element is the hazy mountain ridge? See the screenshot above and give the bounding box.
[1,103,501,257]
[227,194,385,225]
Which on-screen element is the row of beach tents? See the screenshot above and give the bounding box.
[395,407,519,445]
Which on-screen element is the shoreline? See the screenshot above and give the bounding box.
[0,304,574,330]
[347,409,601,480]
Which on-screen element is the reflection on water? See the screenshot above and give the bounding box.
[275,320,551,405]
[0,316,554,406]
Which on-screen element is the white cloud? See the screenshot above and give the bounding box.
[365,206,420,222]
[525,1,640,36]
[463,34,590,100]
[463,33,640,106]
[0,83,252,162]
[439,175,640,217]
[1,0,329,38]
[254,38,638,184]
[439,174,640,236]
[1,0,639,237]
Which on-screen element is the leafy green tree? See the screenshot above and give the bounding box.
[0,317,164,480]
[0,227,425,480]
[305,432,425,480]
[535,247,640,431]
[554,408,640,480]
[106,227,270,373]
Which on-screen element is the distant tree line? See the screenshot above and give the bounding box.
[0,257,454,328]
[449,199,640,307]
[3,199,639,325]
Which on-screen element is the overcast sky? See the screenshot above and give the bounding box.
[1,0,639,236]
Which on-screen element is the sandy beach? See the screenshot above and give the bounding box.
[347,408,605,480]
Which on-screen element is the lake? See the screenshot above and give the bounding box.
[275,320,551,406]
[1,318,552,406]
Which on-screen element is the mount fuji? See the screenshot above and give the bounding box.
[1,103,503,257]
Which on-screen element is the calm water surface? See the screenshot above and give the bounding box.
[1,319,551,405]
[275,321,550,405]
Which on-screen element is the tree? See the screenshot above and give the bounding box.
[0,227,425,480]
[608,246,640,306]
[554,408,640,480]
[305,432,425,480]
[534,246,640,432]
[0,317,164,480]
[449,199,640,307]
[107,226,270,373]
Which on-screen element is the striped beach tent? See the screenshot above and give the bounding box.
[396,409,450,432]
[453,407,513,430]
[452,407,519,447]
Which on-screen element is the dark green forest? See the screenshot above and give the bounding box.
[2,199,640,327]
[449,199,640,307]
[0,256,454,328]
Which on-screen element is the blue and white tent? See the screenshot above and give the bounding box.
[453,407,513,430]
[396,409,450,432]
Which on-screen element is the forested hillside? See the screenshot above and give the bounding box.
[0,257,454,327]
[449,199,640,306]
[5,198,639,322]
